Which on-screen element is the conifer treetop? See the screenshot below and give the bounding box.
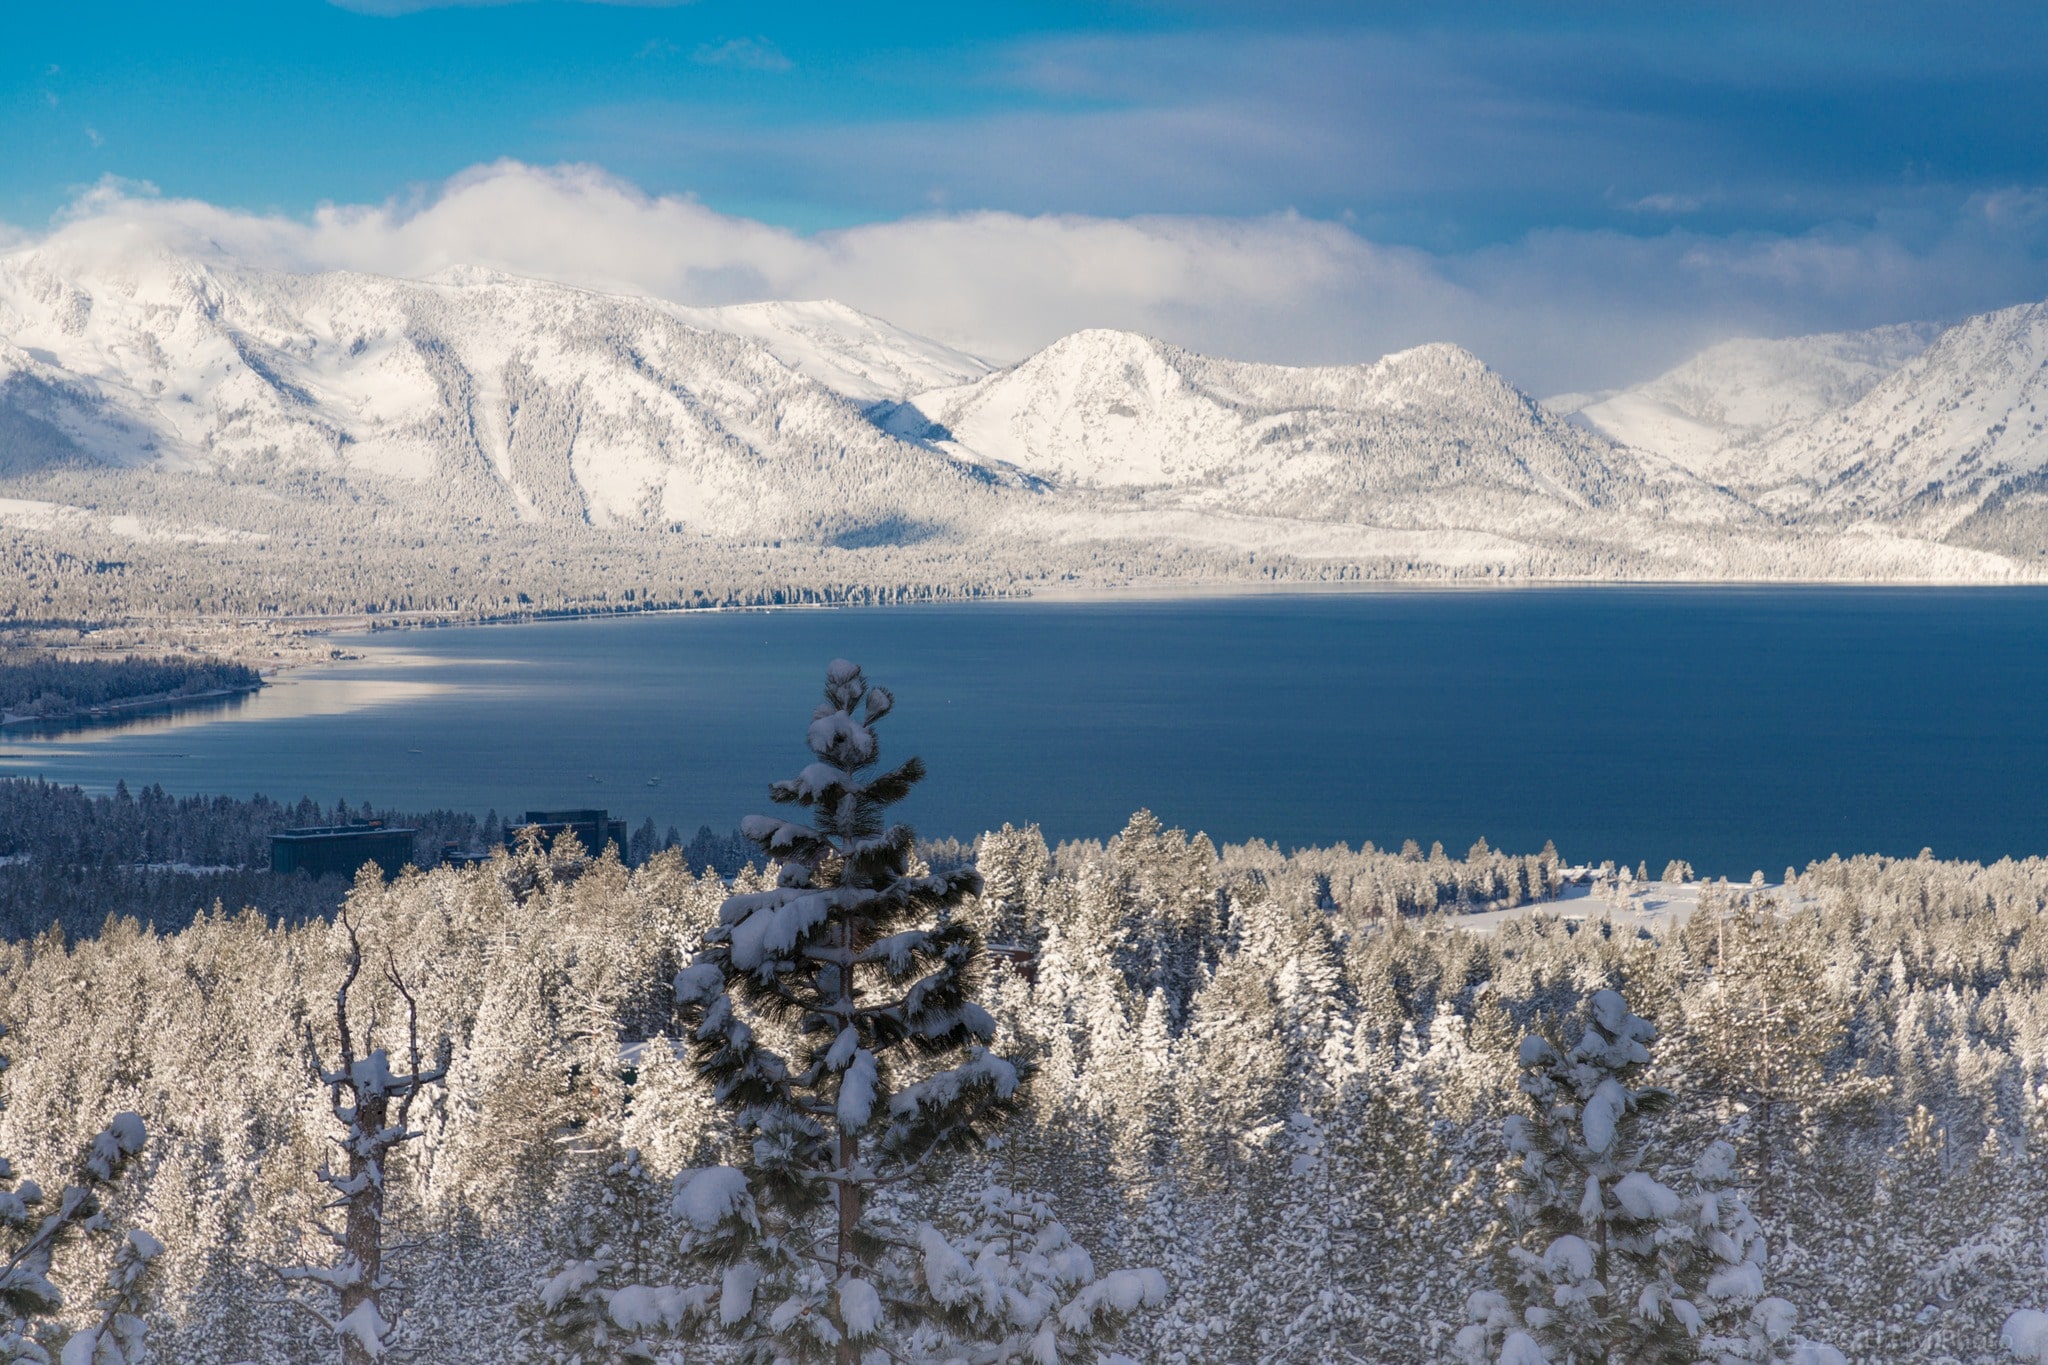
[672,660,1064,1364]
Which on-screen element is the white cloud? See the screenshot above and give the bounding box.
[9,161,2048,395]
[691,37,793,72]
[1621,192,1712,216]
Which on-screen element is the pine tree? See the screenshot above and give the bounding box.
[1462,987,1843,1365]
[1683,1141,1842,1365]
[671,660,1159,1363]
[906,1187,1165,1363]
[0,1024,154,1365]
[47,1230,163,1365]
[520,1150,690,1365]
[1673,895,1875,1221]
[1461,988,1683,1364]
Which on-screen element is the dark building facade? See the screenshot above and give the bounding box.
[507,809,628,858]
[270,823,418,880]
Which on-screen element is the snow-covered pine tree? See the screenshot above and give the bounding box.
[907,1186,1164,1363]
[1681,1141,1842,1365]
[50,1230,163,1365]
[521,1149,691,1365]
[0,1024,154,1365]
[1459,988,1684,1364]
[1461,988,1844,1365]
[671,659,1161,1364]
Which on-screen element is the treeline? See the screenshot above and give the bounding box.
[0,653,260,719]
[0,778,769,940]
[4,812,2045,1359]
[0,780,1559,942]
[0,779,482,872]
[9,460,2030,629]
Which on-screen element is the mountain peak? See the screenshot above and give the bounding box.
[909,327,1641,515]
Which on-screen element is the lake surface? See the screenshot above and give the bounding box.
[4,588,2046,879]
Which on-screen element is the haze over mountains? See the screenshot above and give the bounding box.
[1550,312,2048,552]
[1,237,2044,621]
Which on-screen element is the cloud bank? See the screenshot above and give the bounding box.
[16,163,2048,394]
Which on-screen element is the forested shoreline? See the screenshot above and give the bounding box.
[0,654,262,723]
[3,794,2046,1360]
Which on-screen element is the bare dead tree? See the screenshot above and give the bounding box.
[277,915,448,1365]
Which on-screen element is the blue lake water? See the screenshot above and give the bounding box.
[4,588,2046,879]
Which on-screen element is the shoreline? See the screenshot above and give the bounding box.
[0,681,267,731]
[213,571,2048,640]
[10,573,2048,693]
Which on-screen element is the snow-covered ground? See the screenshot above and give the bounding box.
[1450,872,1805,935]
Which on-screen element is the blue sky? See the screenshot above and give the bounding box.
[7,1,2048,390]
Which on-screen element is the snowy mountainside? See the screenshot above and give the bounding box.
[1744,303,2048,530]
[1540,308,2048,545]
[0,238,2043,599]
[1546,322,1941,481]
[678,298,992,405]
[0,247,997,540]
[907,329,1738,528]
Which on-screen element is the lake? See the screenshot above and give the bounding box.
[4,588,2045,879]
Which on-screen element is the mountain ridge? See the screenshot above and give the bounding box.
[1,239,2043,618]
[1548,311,2048,537]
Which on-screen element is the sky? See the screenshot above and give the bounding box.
[6,0,2048,393]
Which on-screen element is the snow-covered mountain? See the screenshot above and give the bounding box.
[0,237,2042,598]
[1547,323,1941,481]
[1547,309,2048,538]
[0,245,999,541]
[1744,303,2048,527]
[905,329,1736,529]
[0,242,1725,550]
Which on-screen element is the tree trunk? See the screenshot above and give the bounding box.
[340,1091,388,1365]
[835,903,860,1365]
[836,1127,861,1365]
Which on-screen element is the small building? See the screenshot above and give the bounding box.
[271,822,417,880]
[985,940,1039,985]
[506,809,628,859]
[440,842,493,868]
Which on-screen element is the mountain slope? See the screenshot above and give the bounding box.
[1542,310,2048,544]
[1745,303,2048,528]
[679,297,992,404]
[1547,323,1940,481]
[0,247,998,542]
[910,329,1741,528]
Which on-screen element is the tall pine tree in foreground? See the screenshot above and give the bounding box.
[670,660,1162,1364]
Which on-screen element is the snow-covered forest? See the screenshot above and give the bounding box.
[0,654,260,722]
[6,768,2048,1359]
